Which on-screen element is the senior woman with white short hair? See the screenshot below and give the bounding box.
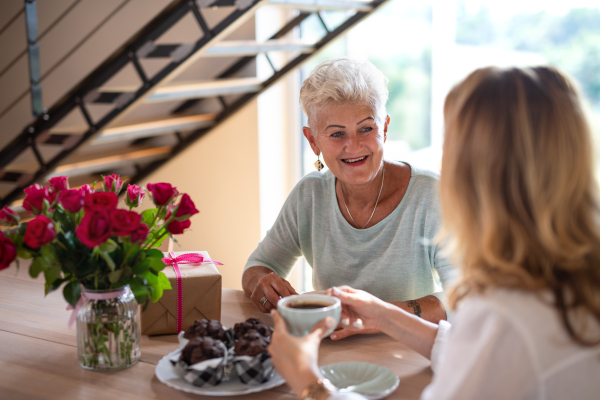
[242,58,455,337]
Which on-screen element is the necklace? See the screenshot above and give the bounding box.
[340,167,385,229]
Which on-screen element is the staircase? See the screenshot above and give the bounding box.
[0,0,387,207]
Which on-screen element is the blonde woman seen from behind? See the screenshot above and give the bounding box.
[267,66,600,400]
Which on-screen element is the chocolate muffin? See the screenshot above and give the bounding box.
[180,337,225,365]
[234,330,270,357]
[184,319,226,341]
[233,318,273,339]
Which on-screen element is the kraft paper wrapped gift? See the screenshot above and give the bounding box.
[141,251,222,336]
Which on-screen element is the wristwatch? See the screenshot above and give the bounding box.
[301,378,338,400]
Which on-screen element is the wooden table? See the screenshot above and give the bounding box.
[0,266,432,399]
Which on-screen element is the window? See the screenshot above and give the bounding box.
[294,0,600,292]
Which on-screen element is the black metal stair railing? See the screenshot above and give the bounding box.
[0,0,388,207]
[24,0,43,117]
[0,0,261,206]
[0,0,85,120]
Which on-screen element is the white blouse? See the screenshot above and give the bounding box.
[329,289,600,400]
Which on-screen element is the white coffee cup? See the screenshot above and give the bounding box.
[277,294,341,337]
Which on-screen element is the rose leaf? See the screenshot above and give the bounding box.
[63,280,81,307]
[29,257,48,278]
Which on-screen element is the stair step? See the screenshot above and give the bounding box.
[268,0,374,11]
[4,146,171,211]
[37,114,215,147]
[3,146,171,182]
[204,39,314,57]
[47,146,171,178]
[144,77,262,103]
[97,77,262,104]
[141,39,314,59]
[94,114,216,144]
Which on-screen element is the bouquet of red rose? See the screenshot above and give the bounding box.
[0,174,199,309]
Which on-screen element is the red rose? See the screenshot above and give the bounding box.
[59,189,84,213]
[23,184,51,214]
[80,184,93,197]
[125,184,145,208]
[0,206,19,226]
[0,233,17,271]
[111,209,142,237]
[103,174,125,194]
[23,215,56,249]
[167,219,191,235]
[147,182,178,206]
[24,183,42,197]
[76,211,112,248]
[130,223,149,243]
[174,193,199,220]
[49,176,69,192]
[47,190,57,205]
[83,192,118,213]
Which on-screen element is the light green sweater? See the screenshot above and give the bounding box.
[244,164,456,306]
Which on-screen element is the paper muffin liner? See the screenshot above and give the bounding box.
[170,342,228,387]
[231,352,274,385]
[172,320,273,385]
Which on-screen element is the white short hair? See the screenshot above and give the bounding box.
[300,58,389,126]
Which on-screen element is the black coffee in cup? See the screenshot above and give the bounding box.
[278,294,341,336]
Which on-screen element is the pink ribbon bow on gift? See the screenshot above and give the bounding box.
[161,252,223,333]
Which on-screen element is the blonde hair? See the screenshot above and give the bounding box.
[440,66,600,346]
[299,58,389,126]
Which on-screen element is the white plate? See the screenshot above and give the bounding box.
[155,349,286,396]
[320,362,399,400]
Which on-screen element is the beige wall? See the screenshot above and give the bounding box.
[144,99,261,291]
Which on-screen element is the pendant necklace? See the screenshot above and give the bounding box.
[340,167,385,229]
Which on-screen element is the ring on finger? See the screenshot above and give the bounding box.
[260,296,268,307]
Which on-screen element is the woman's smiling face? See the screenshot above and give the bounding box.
[304,102,388,186]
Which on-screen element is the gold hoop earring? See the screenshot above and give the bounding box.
[314,155,324,171]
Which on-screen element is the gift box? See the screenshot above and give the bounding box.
[141,251,222,335]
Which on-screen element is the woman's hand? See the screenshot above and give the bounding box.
[268,310,335,397]
[243,267,298,312]
[326,286,390,340]
[329,286,440,359]
[330,325,381,341]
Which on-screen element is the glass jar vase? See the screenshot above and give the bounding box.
[76,285,141,371]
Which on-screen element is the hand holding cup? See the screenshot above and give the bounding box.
[277,294,341,337]
[326,286,390,340]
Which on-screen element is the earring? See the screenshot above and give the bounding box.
[314,155,324,171]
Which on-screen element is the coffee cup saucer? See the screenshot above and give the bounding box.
[320,361,399,400]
